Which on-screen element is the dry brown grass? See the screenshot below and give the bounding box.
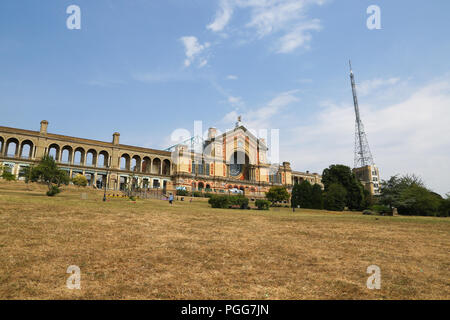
[0,180,449,300]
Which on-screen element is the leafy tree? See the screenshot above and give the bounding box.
[380,174,444,216]
[266,186,290,205]
[439,193,450,217]
[324,183,347,211]
[397,184,441,216]
[72,174,88,187]
[291,182,300,208]
[311,183,324,209]
[322,164,365,210]
[31,155,69,196]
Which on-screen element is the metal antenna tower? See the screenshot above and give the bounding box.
[349,60,374,168]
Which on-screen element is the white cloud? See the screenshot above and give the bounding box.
[227,74,238,80]
[223,89,300,129]
[228,95,244,107]
[180,36,211,67]
[207,0,234,32]
[282,79,450,195]
[207,0,326,53]
[276,19,321,53]
[357,77,400,96]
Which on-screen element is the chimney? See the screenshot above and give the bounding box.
[40,120,48,135]
[113,132,120,145]
[208,127,217,140]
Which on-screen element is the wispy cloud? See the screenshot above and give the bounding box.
[357,77,401,96]
[207,0,326,53]
[180,36,211,67]
[223,89,300,129]
[207,0,234,32]
[226,74,238,80]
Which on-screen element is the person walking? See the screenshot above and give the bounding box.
[169,193,174,205]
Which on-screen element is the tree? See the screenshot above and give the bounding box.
[439,193,450,217]
[322,164,365,210]
[397,184,441,216]
[266,186,290,205]
[311,184,324,209]
[31,155,70,196]
[72,174,88,187]
[298,180,313,208]
[380,174,443,216]
[324,183,347,211]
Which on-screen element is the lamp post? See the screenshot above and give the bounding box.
[103,156,111,202]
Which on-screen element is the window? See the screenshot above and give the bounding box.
[206,163,210,176]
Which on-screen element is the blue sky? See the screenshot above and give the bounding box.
[1,0,450,195]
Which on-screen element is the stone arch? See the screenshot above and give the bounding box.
[0,136,4,155]
[198,181,205,190]
[20,139,34,159]
[142,157,151,173]
[205,183,211,191]
[98,150,109,168]
[4,137,20,157]
[131,155,141,172]
[73,147,86,165]
[47,143,60,160]
[61,145,73,163]
[152,158,161,174]
[120,153,131,170]
[86,149,97,166]
[162,159,171,175]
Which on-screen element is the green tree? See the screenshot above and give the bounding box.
[31,155,69,196]
[311,184,324,209]
[297,180,313,208]
[397,184,441,216]
[439,193,450,217]
[324,183,347,211]
[266,186,290,205]
[380,174,425,210]
[322,164,365,210]
[72,174,88,187]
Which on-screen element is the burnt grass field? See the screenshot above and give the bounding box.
[0,180,449,299]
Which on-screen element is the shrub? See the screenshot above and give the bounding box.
[72,174,88,187]
[46,185,61,197]
[371,204,391,214]
[176,189,188,196]
[255,199,271,210]
[208,195,230,208]
[1,170,16,181]
[192,191,203,197]
[208,195,249,209]
[229,195,249,209]
[204,193,214,198]
[266,186,290,204]
[129,196,136,201]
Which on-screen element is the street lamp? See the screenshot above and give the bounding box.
[103,156,111,202]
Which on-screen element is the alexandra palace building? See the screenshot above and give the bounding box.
[0,120,323,197]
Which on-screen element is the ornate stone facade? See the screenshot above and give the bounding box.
[0,120,322,197]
